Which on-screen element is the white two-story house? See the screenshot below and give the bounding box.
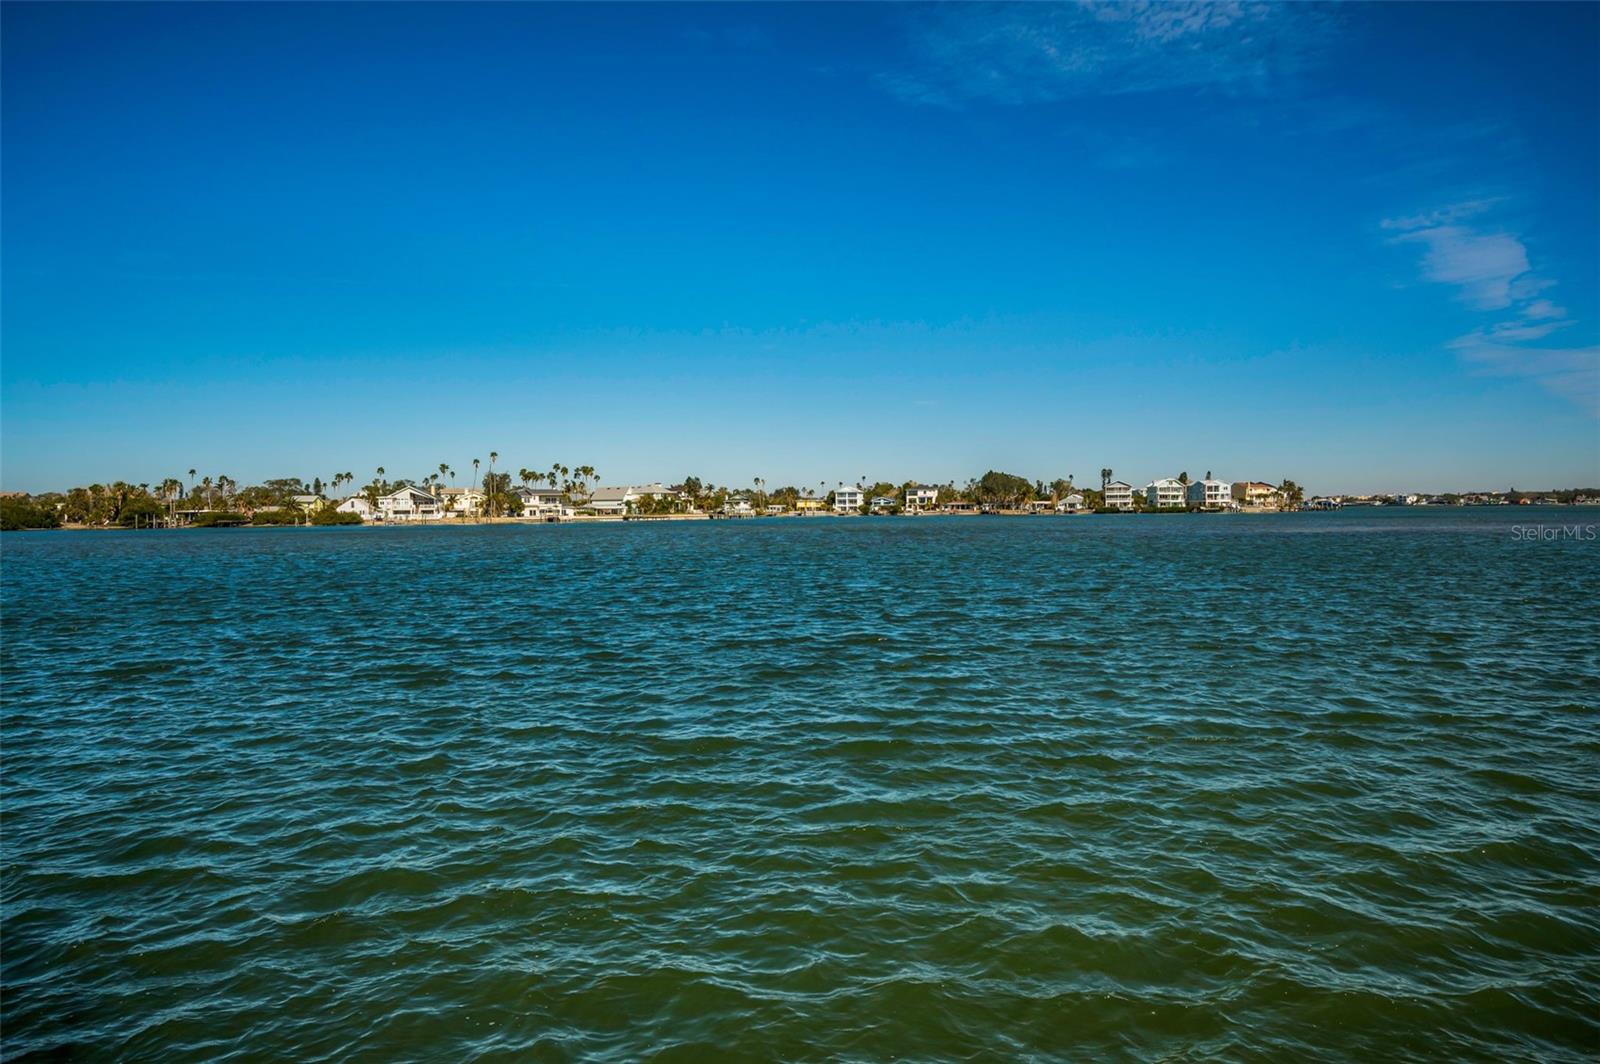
[437,487,486,518]
[514,486,568,518]
[380,485,441,522]
[833,486,865,513]
[905,484,940,512]
[1103,481,1134,511]
[1144,479,1187,509]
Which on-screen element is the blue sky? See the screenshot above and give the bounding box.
[3,2,1596,494]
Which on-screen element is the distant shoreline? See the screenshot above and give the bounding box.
[13,504,1595,534]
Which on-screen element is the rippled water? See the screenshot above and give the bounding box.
[3,510,1597,1060]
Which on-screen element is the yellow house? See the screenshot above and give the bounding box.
[795,498,826,512]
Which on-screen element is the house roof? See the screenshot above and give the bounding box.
[438,486,483,497]
[1104,481,1132,490]
[589,486,633,503]
[382,486,437,503]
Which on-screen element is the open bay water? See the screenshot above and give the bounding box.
[2,509,1597,1061]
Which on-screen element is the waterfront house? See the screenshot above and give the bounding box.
[292,494,325,514]
[1186,479,1232,509]
[1231,481,1282,508]
[1103,481,1134,511]
[905,484,940,512]
[379,485,441,522]
[335,496,375,519]
[1056,493,1085,513]
[514,486,567,518]
[833,486,865,513]
[588,486,632,514]
[1144,479,1187,509]
[1024,499,1055,513]
[588,483,682,515]
[795,497,826,513]
[870,495,897,514]
[942,499,978,513]
[437,486,486,517]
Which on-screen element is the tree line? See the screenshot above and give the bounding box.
[2,464,1323,529]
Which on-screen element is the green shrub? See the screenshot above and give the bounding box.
[0,497,61,531]
[311,509,364,526]
[250,510,301,525]
[117,498,165,527]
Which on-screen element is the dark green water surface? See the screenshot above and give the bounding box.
[3,510,1597,1060]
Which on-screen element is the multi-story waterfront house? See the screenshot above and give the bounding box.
[514,486,568,518]
[437,486,486,517]
[905,484,940,512]
[379,485,442,522]
[1186,479,1232,509]
[833,486,865,513]
[1143,479,1186,509]
[1231,481,1282,508]
[1103,481,1134,510]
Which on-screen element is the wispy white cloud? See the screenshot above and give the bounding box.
[1449,335,1600,415]
[1521,298,1566,321]
[880,2,1333,106]
[1389,198,1597,414]
[1388,225,1531,311]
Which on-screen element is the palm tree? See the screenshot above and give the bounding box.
[488,451,499,518]
[188,468,197,499]
[1101,468,1112,492]
[160,477,182,526]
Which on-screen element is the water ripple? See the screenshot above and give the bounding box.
[2,511,1597,1060]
